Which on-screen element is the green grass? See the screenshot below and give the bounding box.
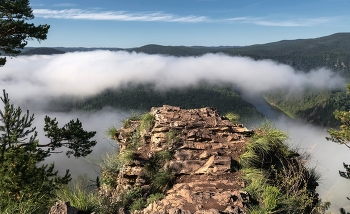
[120,149,136,165]
[240,122,290,170]
[119,187,143,209]
[100,150,123,187]
[140,112,155,131]
[0,192,51,214]
[105,126,118,139]
[101,150,123,173]
[151,169,175,191]
[240,122,327,213]
[55,176,99,213]
[262,186,281,211]
[147,193,164,205]
[166,129,180,147]
[156,150,172,163]
[130,198,147,212]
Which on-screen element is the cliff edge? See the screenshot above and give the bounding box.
[101,105,253,214]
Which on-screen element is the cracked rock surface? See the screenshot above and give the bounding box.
[108,106,253,214]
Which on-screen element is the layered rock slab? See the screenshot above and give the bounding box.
[112,105,252,214]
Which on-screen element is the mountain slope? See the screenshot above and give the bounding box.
[130,33,350,74]
[20,47,65,55]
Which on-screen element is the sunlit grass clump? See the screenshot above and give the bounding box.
[240,122,329,213]
[56,176,100,213]
[140,112,155,131]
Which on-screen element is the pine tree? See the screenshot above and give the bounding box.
[0,0,50,66]
[0,90,96,211]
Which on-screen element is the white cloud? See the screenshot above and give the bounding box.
[33,9,209,23]
[0,51,345,103]
[253,17,332,27]
[33,8,334,26]
[30,3,44,7]
[53,3,77,7]
[226,16,333,27]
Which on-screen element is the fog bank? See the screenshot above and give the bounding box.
[0,51,345,104]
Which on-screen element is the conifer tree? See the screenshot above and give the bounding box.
[0,0,50,66]
[0,90,96,210]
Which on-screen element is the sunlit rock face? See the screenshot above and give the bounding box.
[103,105,252,214]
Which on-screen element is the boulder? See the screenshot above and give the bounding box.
[48,201,79,214]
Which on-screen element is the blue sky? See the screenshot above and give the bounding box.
[28,0,350,48]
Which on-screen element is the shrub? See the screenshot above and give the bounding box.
[166,129,180,147]
[225,112,240,124]
[129,128,141,149]
[130,198,147,212]
[262,186,281,211]
[101,150,123,187]
[156,150,172,163]
[120,149,136,165]
[145,150,173,179]
[151,169,175,191]
[118,187,143,209]
[0,191,50,214]
[147,193,164,205]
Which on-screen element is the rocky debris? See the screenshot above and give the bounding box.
[105,105,253,213]
[48,201,79,214]
[48,201,95,214]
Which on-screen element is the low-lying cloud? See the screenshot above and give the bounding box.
[0,51,345,104]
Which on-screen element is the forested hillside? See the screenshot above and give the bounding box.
[131,33,350,75]
[264,89,350,127]
[47,84,264,124]
[20,47,65,55]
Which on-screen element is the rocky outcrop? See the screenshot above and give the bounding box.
[102,105,253,213]
[48,201,79,214]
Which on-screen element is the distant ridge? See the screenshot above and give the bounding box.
[21,47,65,55]
[25,32,350,73]
[128,33,350,74]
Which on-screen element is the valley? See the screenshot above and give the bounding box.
[3,32,350,213]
